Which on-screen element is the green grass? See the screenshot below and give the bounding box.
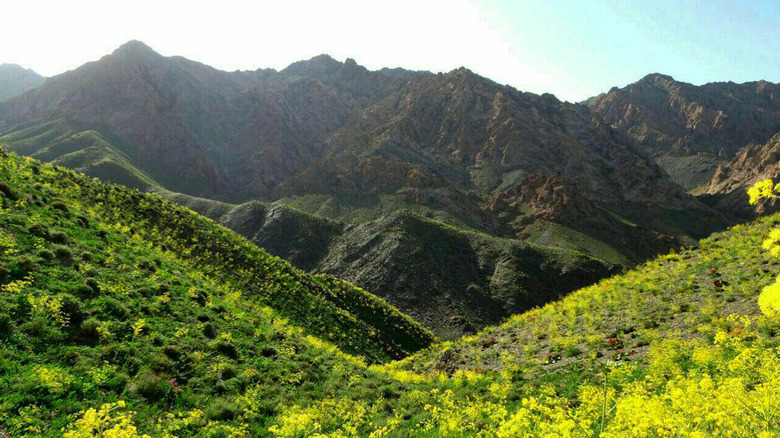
[0,150,438,436]
[1,149,779,437]
[524,220,632,266]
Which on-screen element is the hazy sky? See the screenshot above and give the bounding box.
[1,0,777,101]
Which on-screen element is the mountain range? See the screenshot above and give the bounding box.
[1,41,778,338]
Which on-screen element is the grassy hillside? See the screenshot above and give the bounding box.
[0,119,160,191]
[170,192,619,339]
[2,149,779,437]
[0,150,440,435]
[258,208,780,437]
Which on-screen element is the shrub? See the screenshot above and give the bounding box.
[11,255,36,277]
[0,181,18,200]
[205,399,237,421]
[137,258,158,272]
[37,249,55,261]
[98,297,129,320]
[58,294,84,326]
[50,199,70,213]
[220,364,238,380]
[134,370,167,401]
[149,353,175,373]
[54,245,73,262]
[27,223,48,237]
[48,231,69,244]
[213,340,239,359]
[203,323,217,339]
[162,345,182,361]
[79,318,102,343]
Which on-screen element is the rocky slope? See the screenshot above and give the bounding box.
[588,73,780,189]
[699,131,780,217]
[0,63,44,102]
[286,69,726,256]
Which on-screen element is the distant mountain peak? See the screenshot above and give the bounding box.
[0,63,35,73]
[281,53,346,75]
[111,40,162,60]
[0,63,45,101]
[639,72,676,83]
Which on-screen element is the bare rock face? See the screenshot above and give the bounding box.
[286,68,725,259]
[0,64,44,102]
[700,132,780,217]
[588,74,780,189]
[485,173,595,225]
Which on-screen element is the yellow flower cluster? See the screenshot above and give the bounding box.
[748,179,780,205]
[759,278,780,317]
[63,401,151,438]
[34,365,73,394]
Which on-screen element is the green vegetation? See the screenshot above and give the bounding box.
[0,119,161,192]
[1,151,779,437]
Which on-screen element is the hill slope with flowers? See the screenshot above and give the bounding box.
[0,150,437,436]
[2,151,780,437]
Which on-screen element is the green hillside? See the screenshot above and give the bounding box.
[1,150,779,437]
[169,192,619,339]
[0,150,436,436]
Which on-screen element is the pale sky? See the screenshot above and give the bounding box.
[1,0,778,102]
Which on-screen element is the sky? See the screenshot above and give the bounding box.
[0,0,777,102]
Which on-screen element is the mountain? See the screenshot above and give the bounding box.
[587,73,780,189]
[0,42,732,339]
[282,69,726,257]
[0,41,427,199]
[0,63,44,102]
[2,150,777,437]
[168,192,618,339]
[699,131,780,217]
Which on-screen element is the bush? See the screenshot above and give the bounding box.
[50,199,70,213]
[54,245,73,262]
[98,297,129,320]
[48,231,69,244]
[134,370,167,401]
[58,294,84,326]
[79,318,102,343]
[37,249,55,261]
[205,399,237,421]
[203,323,217,339]
[0,181,18,200]
[27,223,48,237]
[11,255,36,277]
[220,364,238,380]
[162,345,182,361]
[149,353,174,373]
[213,340,238,359]
[138,258,158,272]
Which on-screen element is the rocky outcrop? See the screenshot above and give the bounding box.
[588,74,780,188]
[700,132,780,217]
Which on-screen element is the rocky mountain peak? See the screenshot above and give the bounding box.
[281,54,345,75]
[110,40,162,61]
